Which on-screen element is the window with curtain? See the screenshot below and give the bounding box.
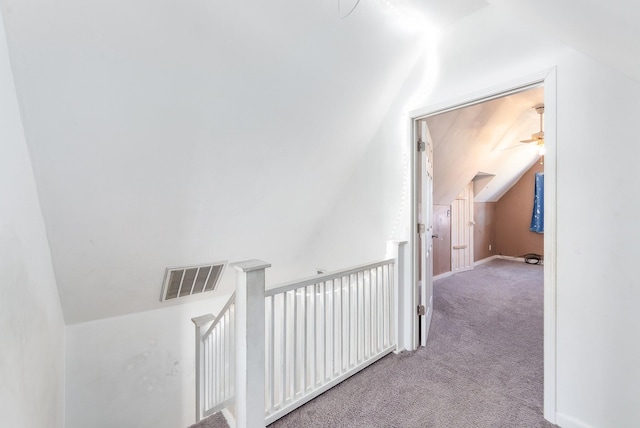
[530,172,544,233]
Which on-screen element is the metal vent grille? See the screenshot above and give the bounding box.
[161,261,226,301]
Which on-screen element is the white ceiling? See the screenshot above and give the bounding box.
[1,0,638,323]
[487,0,640,82]
[1,0,449,323]
[426,86,545,205]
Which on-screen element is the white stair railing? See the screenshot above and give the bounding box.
[264,258,396,424]
[193,241,409,427]
[191,293,236,421]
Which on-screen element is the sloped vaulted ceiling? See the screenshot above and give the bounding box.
[427,86,545,205]
[0,0,485,323]
[487,0,640,82]
[2,0,638,324]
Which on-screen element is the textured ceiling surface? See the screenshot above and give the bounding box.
[487,0,640,82]
[0,0,637,323]
[426,86,545,205]
[1,0,450,323]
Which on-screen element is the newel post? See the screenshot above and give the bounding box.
[389,241,409,353]
[232,259,271,428]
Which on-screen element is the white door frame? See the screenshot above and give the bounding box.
[407,68,558,424]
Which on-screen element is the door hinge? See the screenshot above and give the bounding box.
[418,223,426,233]
[417,304,426,316]
[417,140,426,152]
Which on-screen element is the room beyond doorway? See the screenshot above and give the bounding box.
[408,68,558,423]
[423,84,545,278]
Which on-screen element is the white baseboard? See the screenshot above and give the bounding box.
[435,257,495,281]
[556,412,596,428]
[497,255,544,265]
[435,254,539,281]
[498,255,526,263]
[474,255,499,266]
[433,271,454,281]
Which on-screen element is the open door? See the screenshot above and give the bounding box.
[410,74,555,421]
[417,120,434,346]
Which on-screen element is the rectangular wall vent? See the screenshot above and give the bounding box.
[160,261,226,302]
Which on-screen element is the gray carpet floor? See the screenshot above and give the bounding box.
[191,259,555,428]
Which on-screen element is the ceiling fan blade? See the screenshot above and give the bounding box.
[517,104,545,146]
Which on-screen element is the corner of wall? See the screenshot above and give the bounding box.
[0,8,66,426]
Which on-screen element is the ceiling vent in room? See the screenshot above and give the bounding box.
[160,261,226,302]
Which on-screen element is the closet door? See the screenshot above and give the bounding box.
[451,182,474,273]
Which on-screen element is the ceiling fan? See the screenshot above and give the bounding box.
[520,104,545,155]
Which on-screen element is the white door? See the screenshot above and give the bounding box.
[417,121,434,346]
[450,182,474,273]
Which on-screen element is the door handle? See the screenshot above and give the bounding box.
[432,234,439,239]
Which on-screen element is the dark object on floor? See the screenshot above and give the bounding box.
[524,253,543,264]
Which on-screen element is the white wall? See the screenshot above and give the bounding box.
[4,2,639,427]
[553,51,640,428]
[0,10,65,428]
[308,5,640,427]
[66,295,228,428]
[305,5,571,268]
[0,0,428,324]
[300,49,425,270]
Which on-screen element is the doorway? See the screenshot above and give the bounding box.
[409,69,557,423]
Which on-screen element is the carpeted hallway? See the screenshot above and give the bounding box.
[192,259,555,428]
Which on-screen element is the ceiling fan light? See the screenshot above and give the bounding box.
[538,144,546,156]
